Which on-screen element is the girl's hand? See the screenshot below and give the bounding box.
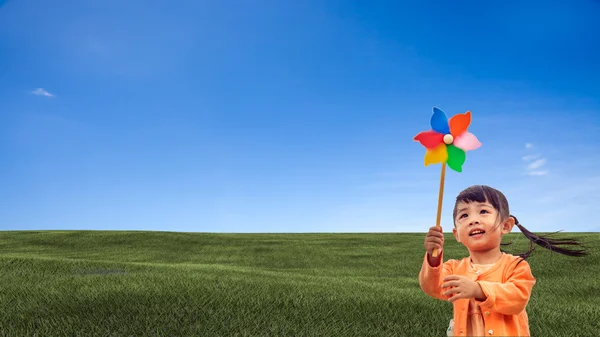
[424,226,444,256]
[441,275,487,302]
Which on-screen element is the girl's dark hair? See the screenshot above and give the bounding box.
[452,185,587,259]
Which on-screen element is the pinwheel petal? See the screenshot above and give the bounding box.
[430,107,450,135]
[414,130,444,149]
[454,132,482,151]
[446,145,466,172]
[424,144,448,166]
[449,111,471,137]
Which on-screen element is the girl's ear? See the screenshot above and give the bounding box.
[452,227,461,242]
[501,216,516,234]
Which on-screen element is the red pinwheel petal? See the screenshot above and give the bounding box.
[414,130,444,149]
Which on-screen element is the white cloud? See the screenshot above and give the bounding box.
[528,158,547,170]
[522,154,540,161]
[31,88,55,97]
[523,144,547,176]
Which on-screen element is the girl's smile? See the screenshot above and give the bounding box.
[468,227,486,238]
[469,232,485,239]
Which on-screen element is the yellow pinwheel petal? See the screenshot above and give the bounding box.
[424,144,448,166]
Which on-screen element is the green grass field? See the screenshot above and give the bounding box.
[0,230,598,336]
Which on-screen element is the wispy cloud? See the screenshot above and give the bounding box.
[527,170,548,176]
[522,154,540,161]
[523,143,548,176]
[528,158,546,170]
[31,88,55,97]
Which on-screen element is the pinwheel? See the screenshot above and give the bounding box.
[414,107,482,257]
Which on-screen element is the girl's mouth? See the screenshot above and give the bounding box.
[469,229,485,238]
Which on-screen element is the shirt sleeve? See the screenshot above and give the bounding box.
[474,258,536,315]
[418,251,454,301]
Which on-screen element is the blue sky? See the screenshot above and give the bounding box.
[1,0,599,233]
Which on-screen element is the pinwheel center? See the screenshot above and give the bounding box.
[443,134,454,145]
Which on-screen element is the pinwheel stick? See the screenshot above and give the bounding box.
[432,162,446,257]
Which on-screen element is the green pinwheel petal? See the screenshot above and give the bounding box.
[446,145,466,172]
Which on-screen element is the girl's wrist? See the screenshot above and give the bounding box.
[474,283,487,301]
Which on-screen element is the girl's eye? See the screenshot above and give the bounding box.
[480,209,489,214]
[459,214,468,219]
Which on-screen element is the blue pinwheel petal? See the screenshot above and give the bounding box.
[430,107,450,135]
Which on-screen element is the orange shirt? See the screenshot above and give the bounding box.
[419,251,536,336]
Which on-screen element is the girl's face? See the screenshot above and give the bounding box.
[452,200,514,252]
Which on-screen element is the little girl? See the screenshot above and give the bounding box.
[419,185,586,337]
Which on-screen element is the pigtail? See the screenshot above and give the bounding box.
[510,215,587,259]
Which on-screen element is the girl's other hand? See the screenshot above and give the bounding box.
[442,275,487,302]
